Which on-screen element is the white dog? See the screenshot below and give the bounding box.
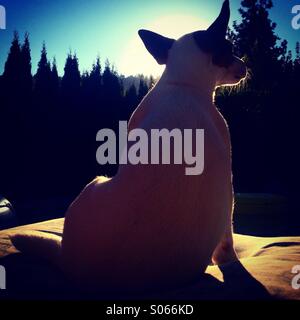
[11,0,246,294]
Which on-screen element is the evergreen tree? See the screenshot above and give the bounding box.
[295,42,300,71]
[137,75,149,102]
[2,31,33,100]
[1,32,27,198]
[50,57,59,96]
[61,52,81,97]
[20,32,32,94]
[126,83,137,100]
[125,83,138,118]
[34,43,52,96]
[2,31,22,91]
[232,0,284,90]
[296,42,300,60]
[294,42,300,99]
[90,56,102,93]
[102,59,122,101]
[81,70,90,97]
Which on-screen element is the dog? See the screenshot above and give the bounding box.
[11,0,246,294]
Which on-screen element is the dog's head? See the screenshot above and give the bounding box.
[138,0,246,87]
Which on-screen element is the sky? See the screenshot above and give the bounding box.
[0,0,299,77]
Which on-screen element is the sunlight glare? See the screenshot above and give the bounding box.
[119,14,208,78]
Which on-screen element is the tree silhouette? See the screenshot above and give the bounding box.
[82,56,102,111]
[102,60,123,122]
[2,31,22,96]
[125,83,139,120]
[0,32,32,200]
[34,43,52,97]
[215,0,297,194]
[50,57,59,97]
[294,42,300,76]
[232,0,284,90]
[20,32,32,96]
[61,53,81,99]
[90,56,102,94]
[102,60,122,100]
[137,75,149,102]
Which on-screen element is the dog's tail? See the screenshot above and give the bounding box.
[10,231,62,266]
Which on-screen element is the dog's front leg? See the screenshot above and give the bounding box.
[211,198,238,265]
[212,228,238,265]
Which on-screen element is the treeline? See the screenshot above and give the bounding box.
[0,32,152,203]
[215,0,300,209]
[0,0,299,215]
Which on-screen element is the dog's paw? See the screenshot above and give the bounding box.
[212,241,238,265]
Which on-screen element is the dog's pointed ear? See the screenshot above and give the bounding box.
[138,29,175,65]
[207,0,230,39]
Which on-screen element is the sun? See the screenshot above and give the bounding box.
[119,14,209,78]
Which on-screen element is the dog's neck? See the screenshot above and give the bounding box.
[158,36,218,106]
[159,67,216,109]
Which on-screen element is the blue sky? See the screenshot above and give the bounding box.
[0,0,299,77]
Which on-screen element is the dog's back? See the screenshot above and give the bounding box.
[60,80,232,291]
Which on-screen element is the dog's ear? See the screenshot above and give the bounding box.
[138,29,175,65]
[207,0,230,39]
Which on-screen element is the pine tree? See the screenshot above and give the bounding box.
[61,52,81,97]
[232,0,284,90]
[90,56,102,88]
[102,59,122,100]
[295,42,300,65]
[125,83,138,118]
[81,70,90,97]
[294,42,300,86]
[3,31,22,89]
[35,42,52,96]
[137,75,149,102]
[20,32,32,94]
[50,57,59,96]
[101,59,123,132]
